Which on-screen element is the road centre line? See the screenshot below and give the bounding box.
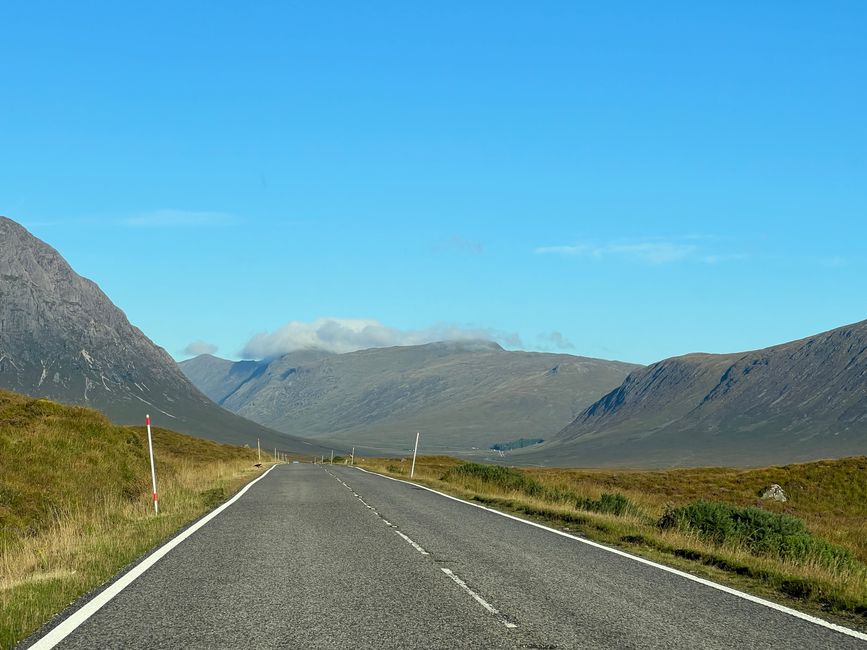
[326,468,517,628]
[395,530,430,555]
[441,568,518,629]
[351,467,867,643]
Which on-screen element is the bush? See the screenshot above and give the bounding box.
[658,500,855,568]
[543,486,580,504]
[441,463,544,497]
[576,492,632,516]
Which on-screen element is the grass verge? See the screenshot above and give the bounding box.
[360,454,867,629]
[0,390,271,649]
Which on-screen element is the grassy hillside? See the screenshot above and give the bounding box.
[181,343,639,452]
[534,319,867,468]
[0,390,272,648]
[359,455,867,626]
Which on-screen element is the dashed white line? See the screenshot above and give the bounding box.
[352,466,867,643]
[395,530,429,555]
[328,467,518,631]
[441,568,518,629]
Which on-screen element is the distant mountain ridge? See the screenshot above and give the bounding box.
[521,319,867,467]
[180,342,639,452]
[0,216,326,454]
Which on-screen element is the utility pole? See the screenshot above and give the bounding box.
[330,449,334,465]
[410,432,420,479]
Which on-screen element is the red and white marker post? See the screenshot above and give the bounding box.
[145,414,159,514]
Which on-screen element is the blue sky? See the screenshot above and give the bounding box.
[2,2,865,364]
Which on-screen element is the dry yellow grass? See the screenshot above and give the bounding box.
[0,390,273,649]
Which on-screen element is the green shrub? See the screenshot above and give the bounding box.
[441,463,544,497]
[658,500,855,569]
[576,492,632,516]
[543,486,580,504]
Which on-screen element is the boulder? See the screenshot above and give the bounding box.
[761,484,788,502]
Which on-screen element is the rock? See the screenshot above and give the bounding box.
[761,484,788,502]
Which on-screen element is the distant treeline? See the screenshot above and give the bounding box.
[489,437,544,451]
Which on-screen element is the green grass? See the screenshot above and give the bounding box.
[360,454,867,627]
[658,501,856,570]
[442,462,544,496]
[0,389,272,649]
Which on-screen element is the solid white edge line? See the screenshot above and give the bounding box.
[29,464,280,650]
[352,467,867,642]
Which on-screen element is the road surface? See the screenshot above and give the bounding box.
[24,464,866,649]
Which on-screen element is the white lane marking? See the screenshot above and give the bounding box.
[441,568,517,629]
[328,467,517,630]
[327,469,430,551]
[395,530,430,555]
[29,465,279,650]
[351,467,867,642]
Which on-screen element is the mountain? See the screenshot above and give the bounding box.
[0,216,326,455]
[521,320,867,467]
[180,342,639,452]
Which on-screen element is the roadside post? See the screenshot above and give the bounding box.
[351,447,355,466]
[257,438,261,463]
[410,431,420,479]
[330,450,334,464]
[145,415,159,514]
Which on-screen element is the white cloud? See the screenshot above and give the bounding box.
[538,331,574,350]
[816,256,847,268]
[125,210,238,228]
[533,244,591,256]
[183,340,219,356]
[241,318,521,358]
[603,242,696,264]
[535,238,744,265]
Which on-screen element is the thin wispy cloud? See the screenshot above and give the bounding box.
[533,244,592,256]
[183,340,218,356]
[534,238,743,265]
[124,209,238,228]
[816,256,847,269]
[537,331,575,351]
[241,317,521,358]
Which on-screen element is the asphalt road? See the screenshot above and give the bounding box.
[25,464,866,649]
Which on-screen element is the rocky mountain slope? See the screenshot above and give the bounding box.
[180,343,638,452]
[0,216,326,454]
[521,320,867,467]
